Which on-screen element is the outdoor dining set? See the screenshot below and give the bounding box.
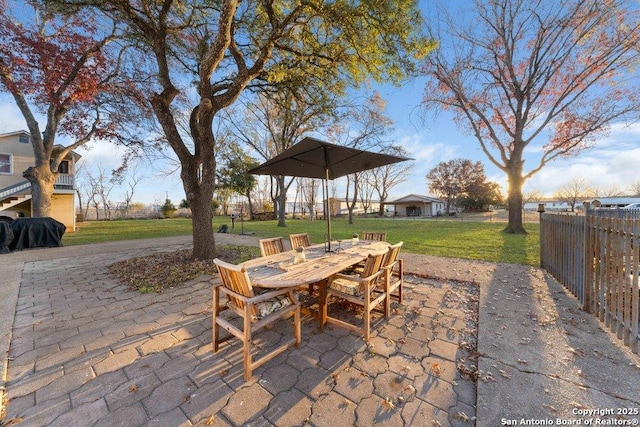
[212,232,405,381]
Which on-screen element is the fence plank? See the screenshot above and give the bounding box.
[541,209,640,353]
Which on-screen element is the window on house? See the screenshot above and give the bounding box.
[18,134,29,143]
[0,153,12,174]
[57,160,69,174]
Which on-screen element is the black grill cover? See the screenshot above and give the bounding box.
[9,217,66,251]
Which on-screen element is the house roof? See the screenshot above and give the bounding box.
[385,194,444,204]
[589,196,640,205]
[0,130,30,139]
[0,131,82,160]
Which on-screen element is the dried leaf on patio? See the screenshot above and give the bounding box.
[453,411,470,422]
[429,363,441,377]
[382,396,395,410]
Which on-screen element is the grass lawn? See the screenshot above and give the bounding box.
[64,216,540,266]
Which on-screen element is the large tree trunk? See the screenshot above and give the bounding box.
[276,195,287,227]
[189,193,215,260]
[504,162,527,234]
[276,176,287,227]
[245,189,254,221]
[24,165,57,217]
[184,173,216,260]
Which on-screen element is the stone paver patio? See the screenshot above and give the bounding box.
[2,240,478,426]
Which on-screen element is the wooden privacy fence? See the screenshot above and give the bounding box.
[540,210,639,353]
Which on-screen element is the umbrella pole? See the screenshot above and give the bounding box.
[325,169,331,252]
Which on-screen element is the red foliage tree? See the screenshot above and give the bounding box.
[0,1,137,218]
[422,0,640,233]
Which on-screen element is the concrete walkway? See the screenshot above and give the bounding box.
[0,235,639,426]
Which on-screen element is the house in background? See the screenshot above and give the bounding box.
[385,194,445,217]
[0,130,80,230]
[587,197,640,208]
[523,200,574,211]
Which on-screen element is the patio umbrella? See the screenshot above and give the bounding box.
[248,136,412,250]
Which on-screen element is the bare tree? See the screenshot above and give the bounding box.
[300,178,320,221]
[330,93,394,224]
[592,185,624,198]
[87,165,116,219]
[554,177,591,212]
[628,181,640,197]
[357,171,375,215]
[226,88,332,227]
[120,170,144,218]
[370,146,413,217]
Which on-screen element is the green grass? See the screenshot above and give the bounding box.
[64,216,540,266]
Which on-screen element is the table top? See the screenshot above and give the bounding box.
[241,240,390,288]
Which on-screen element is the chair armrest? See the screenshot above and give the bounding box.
[218,285,297,304]
[331,269,384,285]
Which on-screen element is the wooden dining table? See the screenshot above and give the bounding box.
[241,239,390,288]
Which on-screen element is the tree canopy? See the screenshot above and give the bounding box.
[426,158,500,213]
[47,0,432,259]
[0,0,140,217]
[421,0,640,233]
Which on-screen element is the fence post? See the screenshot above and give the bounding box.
[538,204,546,268]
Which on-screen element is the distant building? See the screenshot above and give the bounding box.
[523,200,574,211]
[385,194,445,217]
[587,197,640,208]
[524,197,640,211]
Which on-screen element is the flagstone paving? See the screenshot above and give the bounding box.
[1,238,478,426]
[2,234,639,426]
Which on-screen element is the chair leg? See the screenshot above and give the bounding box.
[243,304,253,381]
[384,270,391,318]
[363,287,371,342]
[319,282,328,331]
[397,261,404,304]
[294,305,301,347]
[213,285,220,352]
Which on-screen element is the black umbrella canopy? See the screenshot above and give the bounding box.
[247,136,411,180]
[247,136,412,250]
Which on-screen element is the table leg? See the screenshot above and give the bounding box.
[319,279,328,330]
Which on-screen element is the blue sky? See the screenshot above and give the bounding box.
[2,1,640,206]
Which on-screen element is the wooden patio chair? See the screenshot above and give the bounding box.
[212,258,301,381]
[320,251,387,342]
[362,231,387,241]
[259,237,286,257]
[381,241,404,316]
[289,233,320,296]
[289,233,311,250]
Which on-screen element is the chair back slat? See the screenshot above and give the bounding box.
[259,237,286,256]
[362,231,386,241]
[360,252,385,278]
[289,233,311,250]
[214,258,255,314]
[383,241,403,268]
